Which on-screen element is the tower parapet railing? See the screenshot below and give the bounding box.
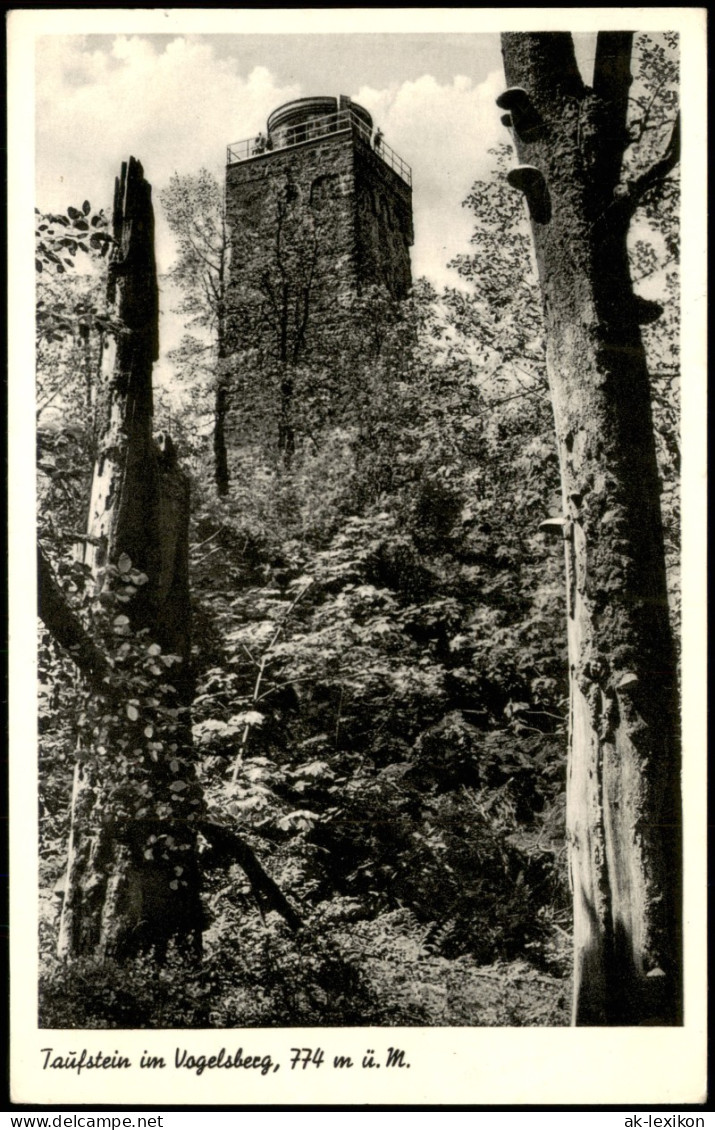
[226,108,412,188]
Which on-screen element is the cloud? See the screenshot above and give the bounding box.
[36,36,300,225]
[356,68,505,286]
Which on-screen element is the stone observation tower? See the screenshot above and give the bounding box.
[225,94,414,304]
[221,95,414,472]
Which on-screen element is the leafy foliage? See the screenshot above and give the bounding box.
[40,908,569,1029]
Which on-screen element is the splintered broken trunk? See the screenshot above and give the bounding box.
[500,34,681,1024]
[57,158,204,961]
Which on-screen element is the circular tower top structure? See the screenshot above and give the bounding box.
[267,95,373,147]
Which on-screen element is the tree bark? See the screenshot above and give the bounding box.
[57,159,204,962]
[500,33,681,1025]
[214,377,230,496]
[278,365,296,468]
[213,263,230,496]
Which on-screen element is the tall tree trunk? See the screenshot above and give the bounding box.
[213,287,230,496]
[500,33,681,1025]
[278,364,296,468]
[214,376,230,497]
[57,158,203,961]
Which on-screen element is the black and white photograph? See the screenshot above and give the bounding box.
[8,7,707,1107]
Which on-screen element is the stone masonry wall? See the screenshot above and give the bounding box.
[223,129,413,463]
[225,133,358,352]
[353,137,413,299]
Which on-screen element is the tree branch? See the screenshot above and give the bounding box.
[628,74,669,145]
[37,365,89,417]
[592,32,635,191]
[181,227,221,275]
[625,113,680,212]
[593,32,634,117]
[37,546,111,688]
[198,820,303,931]
[230,581,313,782]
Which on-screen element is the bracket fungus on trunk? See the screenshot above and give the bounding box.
[634,295,664,324]
[506,164,551,224]
[615,672,639,693]
[539,516,572,539]
[496,86,545,140]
